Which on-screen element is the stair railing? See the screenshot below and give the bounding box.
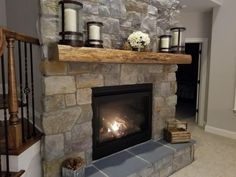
[0,27,40,176]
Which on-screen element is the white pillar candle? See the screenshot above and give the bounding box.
[161,38,170,48]
[172,31,182,46]
[89,25,101,40]
[64,8,77,32]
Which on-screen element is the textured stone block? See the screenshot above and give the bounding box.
[42,106,81,135]
[104,73,120,86]
[100,64,121,74]
[68,63,96,74]
[99,5,110,16]
[65,94,77,107]
[127,11,142,27]
[44,76,76,95]
[76,73,104,88]
[77,88,92,105]
[43,95,65,112]
[154,82,172,97]
[70,122,93,151]
[72,121,92,140]
[40,0,59,15]
[166,95,177,106]
[148,5,158,15]
[125,0,148,13]
[166,73,176,81]
[141,15,157,34]
[164,65,178,72]
[153,96,165,108]
[103,34,112,48]
[138,166,154,177]
[77,104,93,124]
[154,156,172,171]
[103,18,121,34]
[157,107,176,119]
[83,3,99,15]
[40,61,67,76]
[44,134,64,161]
[159,165,173,177]
[120,64,138,84]
[173,147,192,172]
[40,17,59,44]
[110,0,126,18]
[137,73,164,84]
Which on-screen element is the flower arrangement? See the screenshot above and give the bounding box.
[128,31,150,49]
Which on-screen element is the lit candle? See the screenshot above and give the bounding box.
[89,24,101,40]
[64,8,77,32]
[172,31,182,46]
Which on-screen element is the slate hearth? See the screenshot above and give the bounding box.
[85,140,195,177]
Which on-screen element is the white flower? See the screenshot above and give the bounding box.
[128,31,150,48]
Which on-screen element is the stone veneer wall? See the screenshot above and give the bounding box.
[40,0,175,56]
[41,61,177,177]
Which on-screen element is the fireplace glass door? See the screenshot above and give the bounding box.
[92,84,152,160]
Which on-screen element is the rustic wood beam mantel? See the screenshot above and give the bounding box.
[57,45,192,64]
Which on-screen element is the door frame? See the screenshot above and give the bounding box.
[185,38,208,127]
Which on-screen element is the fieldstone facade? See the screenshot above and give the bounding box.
[41,61,177,177]
[39,0,180,58]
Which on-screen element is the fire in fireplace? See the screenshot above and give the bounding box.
[92,84,152,160]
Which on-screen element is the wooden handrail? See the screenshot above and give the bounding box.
[0,27,40,150]
[0,27,40,57]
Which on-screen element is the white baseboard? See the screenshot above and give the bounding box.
[205,125,236,140]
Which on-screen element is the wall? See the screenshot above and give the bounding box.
[178,11,212,39]
[4,0,42,123]
[0,0,7,26]
[177,11,213,126]
[5,0,39,37]
[206,0,236,135]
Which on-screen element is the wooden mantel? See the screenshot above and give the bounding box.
[57,45,192,64]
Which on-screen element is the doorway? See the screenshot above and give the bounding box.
[176,43,202,122]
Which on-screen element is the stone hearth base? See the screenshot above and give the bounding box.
[85,140,195,177]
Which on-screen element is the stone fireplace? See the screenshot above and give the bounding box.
[41,61,178,177]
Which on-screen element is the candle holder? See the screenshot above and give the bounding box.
[59,0,83,47]
[170,27,186,53]
[86,22,103,48]
[159,35,172,53]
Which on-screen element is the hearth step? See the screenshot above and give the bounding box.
[85,140,195,177]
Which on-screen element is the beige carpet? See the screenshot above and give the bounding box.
[170,120,236,177]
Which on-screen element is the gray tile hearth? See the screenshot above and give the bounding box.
[85,140,195,177]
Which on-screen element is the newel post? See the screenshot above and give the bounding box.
[7,37,22,149]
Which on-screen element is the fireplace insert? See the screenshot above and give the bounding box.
[92,84,152,160]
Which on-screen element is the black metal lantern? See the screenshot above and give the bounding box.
[86,22,103,48]
[170,27,186,53]
[159,35,172,53]
[59,0,83,47]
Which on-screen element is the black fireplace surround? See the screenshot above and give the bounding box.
[92,84,153,160]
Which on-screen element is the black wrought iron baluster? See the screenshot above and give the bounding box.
[29,44,36,136]
[18,41,25,142]
[1,54,10,174]
[24,42,31,139]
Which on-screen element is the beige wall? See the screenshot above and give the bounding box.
[206,0,236,132]
[0,0,6,26]
[5,0,39,37]
[3,0,42,120]
[178,11,212,39]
